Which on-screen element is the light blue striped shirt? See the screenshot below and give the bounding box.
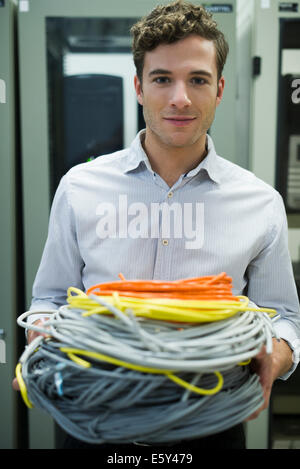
[30,131,300,377]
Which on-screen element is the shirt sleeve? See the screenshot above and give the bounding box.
[29,174,85,315]
[246,191,300,380]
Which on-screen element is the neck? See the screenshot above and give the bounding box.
[141,131,208,188]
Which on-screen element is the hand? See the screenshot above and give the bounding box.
[26,318,50,344]
[245,345,273,421]
[12,318,50,392]
[245,338,293,421]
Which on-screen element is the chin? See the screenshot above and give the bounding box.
[167,135,200,148]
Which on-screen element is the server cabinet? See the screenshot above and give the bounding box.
[277,19,300,213]
[0,0,26,449]
[56,73,124,193]
[249,0,300,449]
[250,0,300,193]
[18,0,238,448]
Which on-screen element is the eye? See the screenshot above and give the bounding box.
[153,76,171,84]
[191,77,207,85]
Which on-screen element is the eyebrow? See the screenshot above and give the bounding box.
[148,69,172,77]
[148,69,213,79]
[190,70,213,79]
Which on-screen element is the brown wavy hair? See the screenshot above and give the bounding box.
[131,0,229,82]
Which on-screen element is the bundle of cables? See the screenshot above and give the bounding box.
[16,272,279,445]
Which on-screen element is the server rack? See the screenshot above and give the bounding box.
[0,0,27,449]
[249,0,300,448]
[250,0,300,192]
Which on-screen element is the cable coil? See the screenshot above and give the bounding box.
[16,273,279,445]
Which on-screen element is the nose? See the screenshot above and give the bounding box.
[169,81,192,109]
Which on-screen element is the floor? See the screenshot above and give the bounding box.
[270,364,300,450]
[271,415,300,449]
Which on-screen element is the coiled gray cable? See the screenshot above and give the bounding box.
[16,299,279,445]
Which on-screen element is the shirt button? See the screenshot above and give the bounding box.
[167,192,173,198]
[162,239,169,246]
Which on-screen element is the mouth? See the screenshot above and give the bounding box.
[163,116,196,127]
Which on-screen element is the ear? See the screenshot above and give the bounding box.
[216,76,225,107]
[134,75,143,106]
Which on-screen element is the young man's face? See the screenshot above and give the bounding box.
[134,34,225,150]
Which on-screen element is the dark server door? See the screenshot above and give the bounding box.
[63,74,123,170]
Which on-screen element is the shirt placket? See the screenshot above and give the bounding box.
[152,176,188,280]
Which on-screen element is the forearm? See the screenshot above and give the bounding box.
[271,337,294,381]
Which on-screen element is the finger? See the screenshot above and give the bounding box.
[12,377,20,391]
[245,403,264,421]
[27,329,49,344]
[245,412,260,422]
[244,389,271,422]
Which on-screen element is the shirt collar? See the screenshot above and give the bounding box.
[123,130,221,184]
[122,130,151,173]
[184,134,221,184]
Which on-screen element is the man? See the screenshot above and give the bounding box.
[14,0,300,449]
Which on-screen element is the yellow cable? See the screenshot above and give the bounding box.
[60,347,174,374]
[67,352,92,368]
[15,363,34,409]
[60,347,224,396]
[68,286,88,298]
[166,371,223,396]
[238,359,252,366]
[67,289,277,323]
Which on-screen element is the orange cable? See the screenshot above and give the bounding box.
[86,272,239,301]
